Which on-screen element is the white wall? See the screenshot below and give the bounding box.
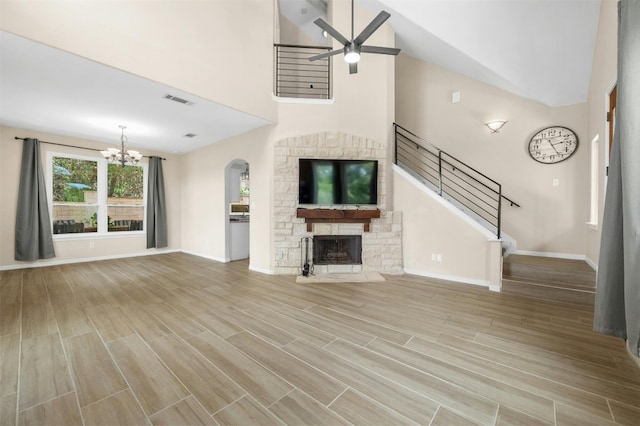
[586,0,618,267]
[395,54,589,256]
[0,126,182,269]
[0,0,277,123]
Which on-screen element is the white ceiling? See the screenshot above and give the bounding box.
[0,31,270,154]
[362,0,601,107]
[0,0,601,154]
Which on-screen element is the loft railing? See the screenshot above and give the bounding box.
[394,123,520,238]
[274,44,332,99]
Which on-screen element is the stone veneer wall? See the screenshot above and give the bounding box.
[273,132,403,275]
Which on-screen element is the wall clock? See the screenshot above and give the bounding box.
[528,126,578,164]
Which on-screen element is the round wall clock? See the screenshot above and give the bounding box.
[528,126,578,164]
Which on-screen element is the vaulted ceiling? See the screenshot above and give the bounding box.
[0,0,602,153]
[287,0,601,107]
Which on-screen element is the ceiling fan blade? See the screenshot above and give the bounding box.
[349,62,358,74]
[360,45,401,56]
[313,18,350,46]
[353,11,391,46]
[308,49,343,61]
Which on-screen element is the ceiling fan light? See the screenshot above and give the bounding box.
[344,51,360,63]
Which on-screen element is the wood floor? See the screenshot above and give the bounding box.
[1,253,639,426]
[502,255,596,306]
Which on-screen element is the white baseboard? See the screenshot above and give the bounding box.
[249,264,275,275]
[584,256,598,272]
[512,250,587,261]
[403,268,489,289]
[0,249,180,271]
[180,250,229,263]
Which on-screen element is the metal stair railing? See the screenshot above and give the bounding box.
[394,123,520,238]
[274,44,332,100]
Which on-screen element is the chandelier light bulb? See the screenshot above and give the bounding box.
[101,125,143,166]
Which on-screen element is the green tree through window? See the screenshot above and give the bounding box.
[51,154,145,234]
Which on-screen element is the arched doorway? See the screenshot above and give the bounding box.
[225,159,250,262]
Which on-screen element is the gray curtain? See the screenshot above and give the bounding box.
[15,138,56,260]
[594,0,640,357]
[146,156,168,248]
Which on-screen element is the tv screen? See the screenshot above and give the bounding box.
[299,159,378,205]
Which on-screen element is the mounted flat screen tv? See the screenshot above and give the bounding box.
[298,159,378,205]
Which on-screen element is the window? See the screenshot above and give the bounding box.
[107,164,144,232]
[49,153,145,235]
[588,135,599,229]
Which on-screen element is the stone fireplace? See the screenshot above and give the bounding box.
[313,235,362,265]
[273,132,403,275]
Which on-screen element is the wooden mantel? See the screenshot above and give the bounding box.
[296,208,381,232]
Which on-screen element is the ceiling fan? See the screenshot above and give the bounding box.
[308,0,401,74]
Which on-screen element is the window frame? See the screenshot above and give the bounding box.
[47,151,147,239]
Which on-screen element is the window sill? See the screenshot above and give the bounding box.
[53,230,145,241]
[586,222,598,230]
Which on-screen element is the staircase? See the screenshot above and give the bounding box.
[393,123,520,239]
[502,255,596,306]
[393,123,596,305]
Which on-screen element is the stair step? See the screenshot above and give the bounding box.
[504,254,594,272]
[502,279,595,306]
[502,266,595,289]
[502,254,596,306]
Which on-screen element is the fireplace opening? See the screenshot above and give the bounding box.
[313,235,362,265]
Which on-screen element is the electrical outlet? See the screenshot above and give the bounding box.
[431,254,437,261]
[552,178,559,187]
[436,254,443,262]
[89,241,94,248]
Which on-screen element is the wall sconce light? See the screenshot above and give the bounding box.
[485,120,507,133]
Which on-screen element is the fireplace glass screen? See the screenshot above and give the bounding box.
[313,235,362,265]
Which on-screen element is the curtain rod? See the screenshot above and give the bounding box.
[14,136,167,161]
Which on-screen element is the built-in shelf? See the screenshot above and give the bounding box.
[296,208,381,232]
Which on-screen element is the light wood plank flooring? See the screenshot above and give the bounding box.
[502,255,596,306]
[1,253,639,425]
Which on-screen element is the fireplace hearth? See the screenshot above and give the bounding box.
[313,235,362,265]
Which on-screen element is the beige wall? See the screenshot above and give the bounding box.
[586,0,618,267]
[396,54,589,256]
[3,0,607,274]
[0,0,277,123]
[393,166,501,288]
[180,126,274,272]
[0,126,182,268]
[180,0,396,273]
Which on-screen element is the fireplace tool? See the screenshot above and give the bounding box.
[300,237,314,277]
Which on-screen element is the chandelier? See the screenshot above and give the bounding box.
[100,125,143,166]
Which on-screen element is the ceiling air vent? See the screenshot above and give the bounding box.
[164,94,193,105]
[183,133,197,138]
